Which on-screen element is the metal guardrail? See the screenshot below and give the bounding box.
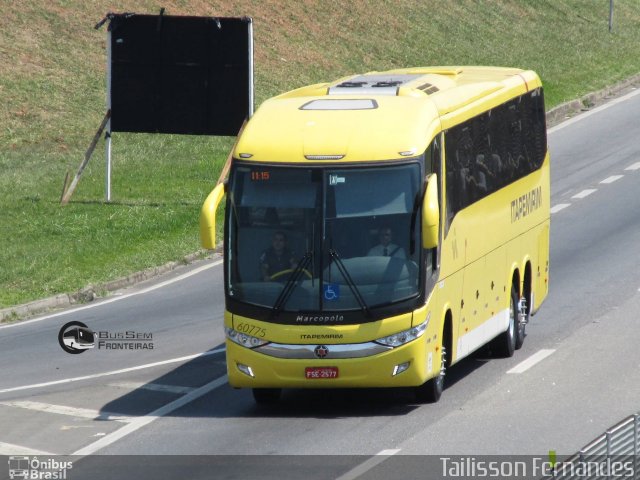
[543,413,640,479]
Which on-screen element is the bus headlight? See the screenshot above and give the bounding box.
[225,327,269,349]
[375,319,429,348]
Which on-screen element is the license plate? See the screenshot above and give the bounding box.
[305,367,339,379]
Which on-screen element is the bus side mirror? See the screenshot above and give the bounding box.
[200,183,226,250]
[422,174,439,249]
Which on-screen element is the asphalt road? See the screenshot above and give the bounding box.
[1,87,640,479]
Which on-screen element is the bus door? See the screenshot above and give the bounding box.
[485,246,508,325]
[458,248,486,359]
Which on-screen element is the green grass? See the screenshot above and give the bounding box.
[2,0,640,308]
[0,135,233,304]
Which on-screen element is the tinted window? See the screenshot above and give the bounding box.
[445,88,546,227]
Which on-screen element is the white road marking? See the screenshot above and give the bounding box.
[625,162,640,171]
[335,449,401,480]
[0,347,225,394]
[548,87,640,134]
[600,175,623,184]
[0,259,223,330]
[0,400,133,422]
[571,189,597,199]
[0,441,55,456]
[73,374,229,455]
[507,349,556,374]
[550,204,570,214]
[109,381,196,395]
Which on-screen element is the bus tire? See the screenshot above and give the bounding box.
[493,286,517,358]
[514,293,526,351]
[415,345,446,403]
[252,388,282,405]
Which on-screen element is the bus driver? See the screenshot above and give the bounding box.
[367,226,406,259]
[259,231,297,281]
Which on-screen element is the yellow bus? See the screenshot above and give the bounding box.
[201,66,549,404]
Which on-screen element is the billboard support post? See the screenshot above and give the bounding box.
[105,130,112,202]
[105,26,112,202]
[248,18,254,116]
[60,110,111,206]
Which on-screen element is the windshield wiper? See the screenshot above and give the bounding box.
[328,249,371,317]
[270,251,312,319]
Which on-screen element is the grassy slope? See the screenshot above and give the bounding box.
[1,0,640,307]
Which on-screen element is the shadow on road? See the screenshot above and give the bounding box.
[98,344,494,420]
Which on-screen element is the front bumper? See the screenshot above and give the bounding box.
[225,336,438,389]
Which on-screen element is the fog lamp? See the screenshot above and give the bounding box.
[392,361,411,376]
[237,363,255,378]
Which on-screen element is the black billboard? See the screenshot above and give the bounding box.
[107,13,252,136]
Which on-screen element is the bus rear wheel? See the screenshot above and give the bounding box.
[493,286,518,358]
[515,298,527,350]
[415,346,447,403]
[252,388,282,405]
[514,292,527,350]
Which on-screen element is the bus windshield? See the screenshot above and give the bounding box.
[226,162,423,318]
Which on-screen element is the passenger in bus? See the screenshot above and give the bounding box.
[367,226,405,258]
[457,152,482,204]
[475,154,492,189]
[259,231,297,281]
[506,152,523,182]
[455,129,479,204]
[472,154,492,193]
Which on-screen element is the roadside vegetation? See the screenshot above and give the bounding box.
[2,1,640,308]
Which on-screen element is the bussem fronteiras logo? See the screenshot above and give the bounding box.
[58,321,154,354]
[58,321,95,354]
